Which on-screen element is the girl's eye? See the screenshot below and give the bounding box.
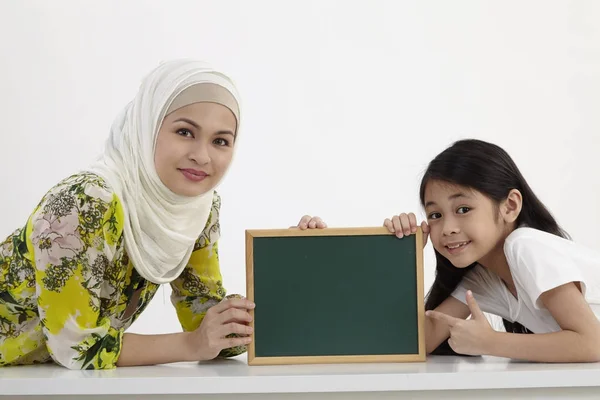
[213,138,230,146]
[427,212,442,220]
[176,129,193,138]
[457,206,471,214]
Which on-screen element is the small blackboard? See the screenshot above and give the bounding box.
[245,227,425,365]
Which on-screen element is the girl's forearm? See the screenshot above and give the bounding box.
[486,330,600,363]
[425,316,452,354]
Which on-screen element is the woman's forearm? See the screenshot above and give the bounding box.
[116,332,194,367]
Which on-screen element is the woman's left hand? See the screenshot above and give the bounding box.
[294,215,327,230]
[426,290,495,356]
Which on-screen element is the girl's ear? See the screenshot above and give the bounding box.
[501,189,523,224]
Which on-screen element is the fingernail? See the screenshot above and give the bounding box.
[404,230,410,235]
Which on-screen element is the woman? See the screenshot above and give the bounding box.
[0,59,325,369]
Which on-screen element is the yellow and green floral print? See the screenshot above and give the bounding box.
[0,173,244,369]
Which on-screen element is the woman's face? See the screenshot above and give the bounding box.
[154,102,237,197]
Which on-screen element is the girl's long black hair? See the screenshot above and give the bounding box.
[420,139,569,355]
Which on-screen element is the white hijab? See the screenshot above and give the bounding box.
[87,59,241,284]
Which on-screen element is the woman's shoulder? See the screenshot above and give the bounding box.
[32,172,123,218]
[192,190,222,250]
[45,172,116,203]
[30,172,125,241]
[24,172,127,265]
[211,190,221,208]
[203,190,222,225]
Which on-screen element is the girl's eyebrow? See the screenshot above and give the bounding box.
[425,192,471,208]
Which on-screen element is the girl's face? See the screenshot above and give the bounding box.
[154,102,237,197]
[424,180,515,268]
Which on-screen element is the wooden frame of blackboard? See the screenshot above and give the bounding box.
[245,226,425,366]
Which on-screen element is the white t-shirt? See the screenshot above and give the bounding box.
[451,227,600,333]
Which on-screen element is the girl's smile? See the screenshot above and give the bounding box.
[444,240,472,256]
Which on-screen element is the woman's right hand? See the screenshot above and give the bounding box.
[187,297,255,361]
[383,212,429,247]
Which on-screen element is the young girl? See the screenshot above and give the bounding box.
[384,139,600,362]
[0,60,325,370]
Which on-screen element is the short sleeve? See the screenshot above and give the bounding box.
[505,228,586,310]
[28,175,124,369]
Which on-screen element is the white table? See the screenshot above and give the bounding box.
[2,354,600,399]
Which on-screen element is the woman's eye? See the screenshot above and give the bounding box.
[213,138,230,146]
[176,129,193,138]
[457,207,471,214]
[427,212,442,220]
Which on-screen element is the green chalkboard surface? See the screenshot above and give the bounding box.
[245,227,425,365]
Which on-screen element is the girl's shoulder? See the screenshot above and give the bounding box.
[504,226,600,275]
[504,227,567,253]
[503,227,565,277]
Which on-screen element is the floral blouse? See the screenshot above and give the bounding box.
[0,173,245,369]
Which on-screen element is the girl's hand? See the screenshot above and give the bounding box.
[383,212,429,246]
[425,290,495,356]
[294,215,327,230]
[186,297,255,361]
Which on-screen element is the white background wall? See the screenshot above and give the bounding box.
[0,0,598,334]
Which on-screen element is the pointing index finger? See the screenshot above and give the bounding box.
[426,310,459,327]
